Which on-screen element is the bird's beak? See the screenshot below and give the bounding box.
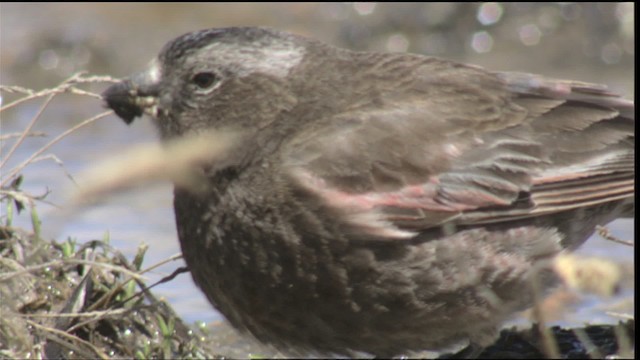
[102,59,162,125]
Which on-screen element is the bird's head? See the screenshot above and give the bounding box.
[102,27,323,141]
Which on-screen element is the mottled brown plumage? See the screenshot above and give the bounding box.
[103,27,634,357]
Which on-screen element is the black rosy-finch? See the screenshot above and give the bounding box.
[102,27,634,357]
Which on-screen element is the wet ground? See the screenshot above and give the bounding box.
[1,3,634,358]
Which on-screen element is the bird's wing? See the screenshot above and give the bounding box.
[282,60,634,239]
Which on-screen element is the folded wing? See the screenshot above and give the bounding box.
[283,59,634,239]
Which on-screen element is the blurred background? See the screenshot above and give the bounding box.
[0,2,634,355]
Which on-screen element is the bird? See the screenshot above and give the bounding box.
[102,27,634,357]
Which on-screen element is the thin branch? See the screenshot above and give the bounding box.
[0,93,57,170]
[1,110,113,188]
[596,225,633,246]
[25,319,111,360]
[0,258,146,282]
[0,131,47,141]
[0,73,118,112]
[139,252,184,275]
[20,308,128,318]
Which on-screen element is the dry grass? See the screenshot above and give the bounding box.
[0,75,220,359]
[73,128,240,207]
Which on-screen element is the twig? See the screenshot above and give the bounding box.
[0,258,146,282]
[605,311,634,320]
[613,322,634,358]
[25,319,110,360]
[1,111,113,188]
[530,262,561,359]
[0,73,118,112]
[0,93,57,170]
[573,328,603,359]
[0,131,47,141]
[19,308,129,318]
[596,225,633,246]
[139,252,184,275]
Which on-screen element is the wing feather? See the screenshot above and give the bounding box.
[283,60,634,239]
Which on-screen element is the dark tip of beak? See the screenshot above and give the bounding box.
[102,81,143,125]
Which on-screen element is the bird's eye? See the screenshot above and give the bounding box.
[191,72,218,89]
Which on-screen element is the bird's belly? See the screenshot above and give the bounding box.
[175,192,563,355]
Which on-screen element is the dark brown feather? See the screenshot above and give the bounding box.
[284,63,634,234]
